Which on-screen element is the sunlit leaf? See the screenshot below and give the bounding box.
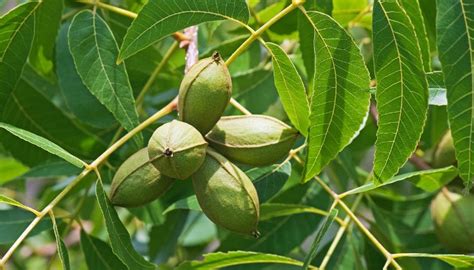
[300,11,371,181]
[119,0,249,61]
[372,0,429,182]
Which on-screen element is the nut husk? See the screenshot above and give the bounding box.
[432,131,456,168]
[110,148,175,207]
[192,148,260,236]
[148,120,207,180]
[205,115,299,166]
[178,52,232,134]
[430,189,474,253]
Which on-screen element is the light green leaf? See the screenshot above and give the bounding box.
[341,166,458,196]
[29,0,63,76]
[260,203,334,221]
[301,11,371,181]
[427,71,447,106]
[0,2,39,111]
[50,211,70,270]
[56,22,116,129]
[68,11,141,143]
[80,231,127,270]
[119,0,249,61]
[0,157,28,184]
[267,42,310,136]
[95,180,156,270]
[163,196,201,215]
[436,0,474,189]
[0,195,39,215]
[395,253,474,268]
[303,209,338,270]
[399,0,431,71]
[372,0,429,182]
[0,122,85,168]
[176,251,314,270]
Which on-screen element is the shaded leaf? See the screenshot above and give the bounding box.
[176,251,312,270]
[0,2,39,111]
[247,161,291,203]
[342,166,458,196]
[0,122,84,168]
[69,11,141,143]
[51,211,70,270]
[303,209,338,270]
[149,211,188,263]
[267,42,310,136]
[95,180,155,270]
[301,11,371,181]
[56,22,116,129]
[0,209,53,245]
[0,195,39,215]
[399,254,474,268]
[80,231,127,270]
[372,0,429,182]
[119,0,249,61]
[29,0,63,76]
[436,0,474,188]
[260,203,334,221]
[163,195,201,215]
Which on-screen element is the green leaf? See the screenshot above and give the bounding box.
[436,0,474,188]
[267,42,310,136]
[20,161,80,179]
[0,209,53,245]
[260,203,333,221]
[303,209,338,270]
[0,2,39,111]
[342,166,458,196]
[29,0,63,77]
[301,11,371,181]
[80,231,127,270]
[0,122,85,168]
[56,22,116,129]
[119,0,249,61]
[427,71,446,106]
[395,254,474,268]
[176,251,312,270]
[399,0,431,71]
[95,180,156,270]
[163,195,201,215]
[247,161,291,203]
[149,211,188,263]
[0,157,28,184]
[51,211,70,270]
[68,11,141,143]
[0,195,39,215]
[372,0,429,182]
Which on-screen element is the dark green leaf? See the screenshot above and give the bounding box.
[51,212,70,270]
[303,209,338,269]
[267,42,310,136]
[149,211,188,263]
[119,0,250,61]
[80,231,127,270]
[0,2,39,112]
[400,254,474,268]
[95,180,155,270]
[301,11,371,181]
[372,0,429,182]
[69,11,141,143]
[29,0,63,76]
[247,161,291,203]
[436,0,474,188]
[0,209,53,245]
[163,195,201,215]
[0,122,85,168]
[260,203,333,221]
[56,22,116,129]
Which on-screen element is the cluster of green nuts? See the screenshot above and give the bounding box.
[110,52,299,236]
